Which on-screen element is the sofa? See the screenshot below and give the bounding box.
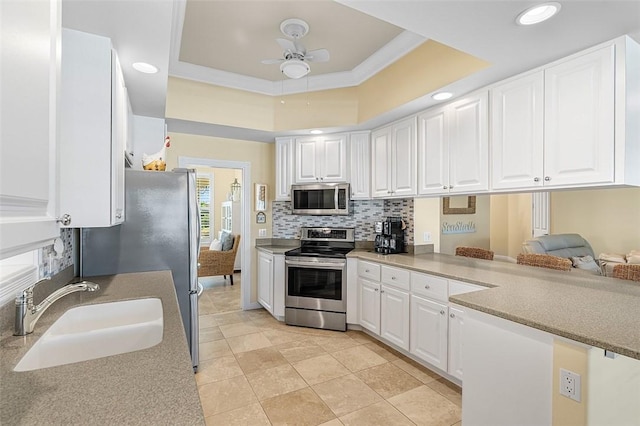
[522,234,595,259]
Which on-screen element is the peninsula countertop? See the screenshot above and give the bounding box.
[0,270,204,425]
[348,250,640,360]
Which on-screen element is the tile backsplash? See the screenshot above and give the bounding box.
[272,199,414,244]
[39,228,76,278]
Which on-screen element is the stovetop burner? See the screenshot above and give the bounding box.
[285,227,355,259]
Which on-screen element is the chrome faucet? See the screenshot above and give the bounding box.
[14,278,100,336]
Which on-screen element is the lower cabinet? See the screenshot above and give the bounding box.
[257,250,285,318]
[447,304,466,381]
[380,285,410,350]
[410,295,448,371]
[358,278,381,334]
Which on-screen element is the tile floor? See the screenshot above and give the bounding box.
[197,274,462,426]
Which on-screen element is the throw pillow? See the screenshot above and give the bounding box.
[627,250,640,264]
[220,231,234,251]
[209,239,222,251]
[571,255,601,275]
[598,253,626,263]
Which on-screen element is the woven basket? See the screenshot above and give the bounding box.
[455,246,494,260]
[516,253,572,271]
[612,264,640,282]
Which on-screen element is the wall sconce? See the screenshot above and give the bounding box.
[230,178,241,202]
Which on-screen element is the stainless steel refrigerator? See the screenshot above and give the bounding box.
[81,169,201,371]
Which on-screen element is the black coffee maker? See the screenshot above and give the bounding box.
[374,216,405,254]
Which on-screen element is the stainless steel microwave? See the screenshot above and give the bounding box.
[291,183,350,215]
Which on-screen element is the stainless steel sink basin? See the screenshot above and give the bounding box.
[14,298,163,372]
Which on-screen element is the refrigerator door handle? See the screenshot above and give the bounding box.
[197,281,204,297]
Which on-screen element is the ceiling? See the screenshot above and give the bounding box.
[62,0,640,137]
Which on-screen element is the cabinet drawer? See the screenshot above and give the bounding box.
[411,272,448,302]
[358,261,380,281]
[449,279,485,296]
[381,265,410,291]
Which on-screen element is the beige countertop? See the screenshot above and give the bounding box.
[0,270,205,425]
[349,250,640,360]
[256,245,295,255]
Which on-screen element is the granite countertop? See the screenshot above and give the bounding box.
[255,238,300,255]
[349,250,640,360]
[0,270,205,425]
[256,245,295,255]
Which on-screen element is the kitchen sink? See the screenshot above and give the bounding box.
[14,298,163,372]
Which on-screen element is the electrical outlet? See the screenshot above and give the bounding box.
[560,369,581,402]
[258,229,267,237]
[423,232,432,242]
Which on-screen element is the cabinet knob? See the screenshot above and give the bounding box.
[449,185,454,189]
[374,288,379,292]
[115,213,122,219]
[365,269,370,273]
[391,276,396,280]
[443,186,448,190]
[380,290,385,294]
[544,176,551,181]
[450,313,455,318]
[57,214,72,226]
[533,177,540,182]
[440,310,445,315]
[424,285,430,289]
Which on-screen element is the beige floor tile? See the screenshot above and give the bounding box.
[331,345,388,372]
[234,346,288,375]
[339,400,414,426]
[276,340,327,363]
[246,363,308,401]
[226,332,273,354]
[261,387,336,426]
[251,316,291,331]
[200,339,232,360]
[345,330,378,344]
[355,362,422,399]
[262,328,305,345]
[388,385,461,426]
[198,375,258,417]
[245,308,273,320]
[318,420,344,426]
[199,298,218,315]
[200,326,224,343]
[305,335,361,353]
[312,374,382,417]
[219,322,261,338]
[195,355,244,386]
[392,358,441,384]
[199,314,218,329]
[362,342,400,361]
[293,354,351,385]
[426,378,462,407]
[213,311,251,326]
[204,402,270,426]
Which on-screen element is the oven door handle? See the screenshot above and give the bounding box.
[285,259,346,269]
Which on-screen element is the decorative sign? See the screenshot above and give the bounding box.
[442,221,476,234]
[256,211,266,224]
[255,183,267,211]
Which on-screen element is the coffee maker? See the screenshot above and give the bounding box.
[374,217,405,254]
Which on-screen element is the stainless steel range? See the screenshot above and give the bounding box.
[284,227,355,331]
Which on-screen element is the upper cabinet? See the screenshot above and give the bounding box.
[349,132,371,200]
[418,92,489,196]
[0,0,61,259]
[492,37,640,191]
[275,137,294,201]
[372,117,417,198]
[58,29,126,228]
[294,134,347,183]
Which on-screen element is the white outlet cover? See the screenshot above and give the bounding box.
[560,368,581,402]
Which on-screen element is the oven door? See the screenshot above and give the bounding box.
[285,257,346,313]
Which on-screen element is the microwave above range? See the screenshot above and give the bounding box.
[291,183,350,215]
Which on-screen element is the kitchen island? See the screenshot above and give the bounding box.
[0,270,205,425]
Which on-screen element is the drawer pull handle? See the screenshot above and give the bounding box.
[424,285,430,289]
[365,269,370,273]
[450,313,455,318]
[391,277,396,280]
[440,310,445,315]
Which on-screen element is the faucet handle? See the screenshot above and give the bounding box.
[17,277,52,306]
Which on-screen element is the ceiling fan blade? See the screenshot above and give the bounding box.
[261,58,284,65]
[293,38,306,55]
[276,38,296,52]
[306,49,330,63]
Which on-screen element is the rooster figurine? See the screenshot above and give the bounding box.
[142,136,171,171]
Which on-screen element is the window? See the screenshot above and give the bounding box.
[196,174,213,244]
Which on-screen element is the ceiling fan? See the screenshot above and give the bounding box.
[261,18,330,79]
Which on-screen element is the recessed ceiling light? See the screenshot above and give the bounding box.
[132,62,158,74]
[432,92,453,101]
[310,129,323,135]
[516,2,561,26]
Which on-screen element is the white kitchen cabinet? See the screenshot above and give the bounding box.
[348,132,371,199]
[380,284,410,350]
[358,278,381,334]
[0,0,61,258]
[447,304,465,381]
[275,137,294,201]
[371,117,417,198]
[294,134,347,183]
[418,92,488,195]
[58,29,126,228]
[257,250,274,313]
[410,294,448,370]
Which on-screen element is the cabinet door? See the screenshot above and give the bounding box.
[358,278,380,334]
[544,45,615,186]
[321,134,347,182]
[391,118,417,197]
[448,304,465,381]
[294,138,319,183]
[111,52,126,224]
[380,285,410,350]
[410,295,448,371]
[417,108,449,195]
[371,127,392,198]
[257,251,273,313]
[349,132,371,199]
[0,0,61,258]
[272,255,285,318]
[275,137,294,201]
[491,72,544,190]
[448,93,489,193]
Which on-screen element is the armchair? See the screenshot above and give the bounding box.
[198,235,241,285]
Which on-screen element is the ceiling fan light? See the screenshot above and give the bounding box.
[280,59,310,79]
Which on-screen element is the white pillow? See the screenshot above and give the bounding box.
[571,255,601,275]
[209,239,222,251]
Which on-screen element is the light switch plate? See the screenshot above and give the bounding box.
[258,229,267,237]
